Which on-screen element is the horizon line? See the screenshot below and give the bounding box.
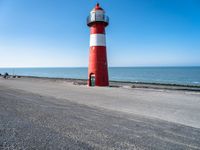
[0,66,200,68]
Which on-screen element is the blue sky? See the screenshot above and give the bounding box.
[0,0,200,67]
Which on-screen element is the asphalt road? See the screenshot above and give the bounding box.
[0,86,200,150]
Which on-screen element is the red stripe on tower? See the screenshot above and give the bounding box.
[87,3,109,86]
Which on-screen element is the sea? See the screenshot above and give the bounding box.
[0,67,200,86]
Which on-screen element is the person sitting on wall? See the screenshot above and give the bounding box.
[3,72,9,79]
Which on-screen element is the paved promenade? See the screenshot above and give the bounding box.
[0,78,200,149]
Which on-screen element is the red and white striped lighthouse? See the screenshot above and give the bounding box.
[87,3,109,86]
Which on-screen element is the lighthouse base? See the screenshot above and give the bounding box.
[88,74,109,87]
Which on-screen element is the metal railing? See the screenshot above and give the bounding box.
[87,14,109,26]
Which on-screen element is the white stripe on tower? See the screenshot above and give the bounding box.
[90,34,106,46]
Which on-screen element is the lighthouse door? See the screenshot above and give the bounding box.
[90,74,95,86]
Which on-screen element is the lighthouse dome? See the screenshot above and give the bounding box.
[90,3,105,15]
[92,3,104,12]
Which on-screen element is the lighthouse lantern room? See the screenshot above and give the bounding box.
[87,3,109,86]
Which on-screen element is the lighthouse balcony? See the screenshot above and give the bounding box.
[87,14,109,26]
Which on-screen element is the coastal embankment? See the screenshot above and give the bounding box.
[0,76,200,149]
[10,75,200,91]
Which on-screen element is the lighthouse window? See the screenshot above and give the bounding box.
[96,14,103,21]
[91,13,95,22]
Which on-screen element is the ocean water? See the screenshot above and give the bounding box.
[0,67,200,86]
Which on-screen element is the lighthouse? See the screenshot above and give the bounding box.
[87,3,109,86]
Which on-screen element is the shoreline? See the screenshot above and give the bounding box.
[4,75,200,92]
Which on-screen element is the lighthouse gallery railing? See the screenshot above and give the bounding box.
[87,14,109,25]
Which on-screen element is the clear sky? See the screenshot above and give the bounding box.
[0,0,200,67]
